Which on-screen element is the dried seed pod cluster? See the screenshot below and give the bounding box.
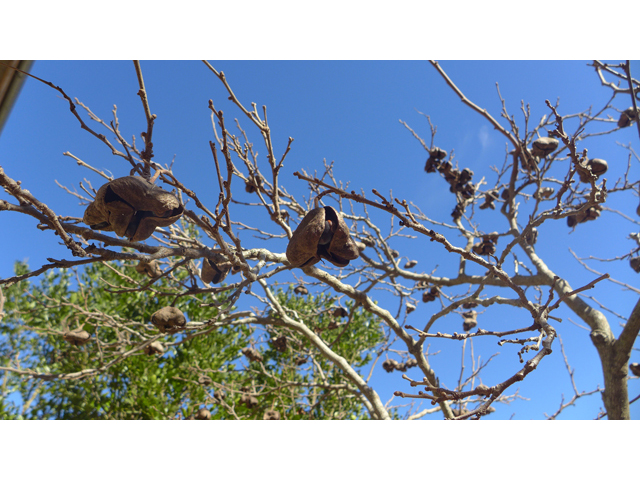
[195,408,211,420]
[382,358,418,373]
[534,187,555,200]
[63,328,91,346]
[150,306,186,334]
[144,341,165,356]
[271,335,288,352]
[479,189,499,210]
[136,260,161,279]
[201,254,232,284]
[286,206,360,268]
[462,310,478,331]
[577,158,608,183]
[567,204,603,227]
[618,106,640,128]
[83,176,184,242]
[241,393,259,408]
[472,233,499,256]
[263,410,281,420]
[423,147,475,220]
[424,147,448,173]
[242,347,263,363]
[422,286,441,303]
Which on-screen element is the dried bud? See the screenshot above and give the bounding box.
[294,285,308,295]
[531,137,559,157]
[195,408,211,420]
[462,310,478,331]
[144,341,165,356]
[263,410,281,420]
[63,328,91,346]
[630,363,640,376]
[83,176,183,242]
[135,260,161,279]
[241,347,263,363]
[404,260,418,269]
[150,306,186,334]
[382,359,399,373]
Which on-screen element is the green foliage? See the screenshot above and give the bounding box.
[0,260,386,419]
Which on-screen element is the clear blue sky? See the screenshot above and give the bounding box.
[1,60,639,420]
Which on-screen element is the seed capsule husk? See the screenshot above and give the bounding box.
[83,176,183,242]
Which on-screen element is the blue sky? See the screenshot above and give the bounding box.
[1,60,639,420]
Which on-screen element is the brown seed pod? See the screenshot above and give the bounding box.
[405,358,418,368]
[462,302,478,309]
[263,409,281,420]
[295,356,308,366]
[618,106,640,128]
[83,176,184,242]
[577,158,608,183]
[361,234,376,248]
[404,260,418,269]
[327,319,340,330]
[144,341,165,356]
[534,187,555,200]
[63,328,91,346]
[286,206,360,268]
[198,374,212,386]
[241,393,259,409]
[630,257,640,273]
[479,189,499,210]
[462,310,478,332]
[245,177,261,193]
[201,254,232,284]
[406,303,417,314]
[422,286,440,303]
[241,347,263,363]
[629,363,640,376]
[531,137,559,157]
[195,408,211,420]
[382,359,399,373]
[390,249,400,259]
[135,260,161,278]
[567,204,603,227]
[213,390,226,403]
[395,362,408,372]
[150,306,186,334]
[294,285,308,295]
[332,307,349,318]
[271,335,288,352]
